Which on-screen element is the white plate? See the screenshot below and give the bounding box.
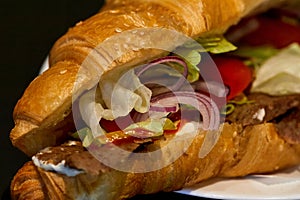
[176,165,300,200]
[39,56,49,74]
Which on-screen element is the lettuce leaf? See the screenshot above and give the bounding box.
[173,36,236,82]
[74,118,177,148]
[73,127,94,147]
[124,118,177,138]
[99,69,152,118]
[251,43,300,95]
[172,48,201,82]
[196,36,237,54]
[79,69,152,136]
[230,45,279,68]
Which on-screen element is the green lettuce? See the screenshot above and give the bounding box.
[73,118,177,148]
[230,45,279,68]
[173,36,237,82]
[196,36,237,54]
[79,69,152,136]
[251,43,300,95]
[124,118,177,137]
[74,127,94,147]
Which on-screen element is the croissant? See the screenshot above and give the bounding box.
[10,0,300,199]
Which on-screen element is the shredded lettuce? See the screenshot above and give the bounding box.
[124,118,177,137]
[171,49,201,82]
[73,118,177,148]
[196,36,237,54]
[222,96,255,115]
[79,88,106,137]
[173,36,236,82]
[231,45,279,68]
[79,69,152,137]
[75,127,94,147]
[99,69,152,118]
[251,43,300,95]
[182,49,201,82]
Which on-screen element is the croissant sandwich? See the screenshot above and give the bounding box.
[10,0,300,199]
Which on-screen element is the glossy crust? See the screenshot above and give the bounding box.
[10,162,47,200]
[10,0,287,156]
[11,123,300,200]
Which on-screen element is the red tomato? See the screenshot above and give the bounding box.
[100,115,132,132]
[213,56,253,100]
[238,16,300,48]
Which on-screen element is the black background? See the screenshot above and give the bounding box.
[0,0,104,197]
[0,0,206,199]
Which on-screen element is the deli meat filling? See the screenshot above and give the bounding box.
[226,93,300,144]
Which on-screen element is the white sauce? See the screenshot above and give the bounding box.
[252,108,266,122]
[32,156,83,177]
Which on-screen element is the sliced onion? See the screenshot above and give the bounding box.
[131,111,149,123]
[136,56,188,91]
[150,91,220,130]
[151,91,222,158]
[192,80,229,98]
[150,105,179,112]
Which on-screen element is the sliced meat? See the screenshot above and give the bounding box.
[226,93,300,126]
[226,93,300,144]
[275,108,300,144]
[34,141,85,165]
[33,141,110,175]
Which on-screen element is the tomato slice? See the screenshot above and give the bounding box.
[100,114,133,133]
[213,56,253,100]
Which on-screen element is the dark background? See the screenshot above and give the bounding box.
[0,0,205,199]
[0,0,104,197]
